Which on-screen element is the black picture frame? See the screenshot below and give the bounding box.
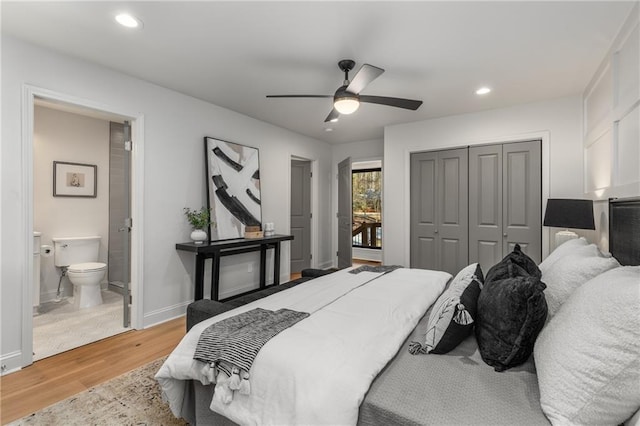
[204,137,262,240]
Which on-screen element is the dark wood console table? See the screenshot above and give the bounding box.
[176,234,294,301]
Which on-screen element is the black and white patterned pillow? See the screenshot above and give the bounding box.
[411,263,483,355]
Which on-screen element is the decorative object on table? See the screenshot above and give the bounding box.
[263,222,275,237]
[244,225,263,239]
[53,161,97,197]
[184,207,214,245]
[205,137,262,241]
[543,198,595,248]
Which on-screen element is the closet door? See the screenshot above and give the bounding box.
[469,140,542,271]
[469,144,503,273]
[410,151,438,270]
[438,149,468,275]
[410,149,468,275]
[503,140,541,264]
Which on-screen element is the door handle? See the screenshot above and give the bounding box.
[434,229,439,234]
[503,233,508,238]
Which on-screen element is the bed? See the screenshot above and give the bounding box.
[157,197,640,425]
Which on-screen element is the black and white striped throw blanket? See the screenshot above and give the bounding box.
[193,307,309,400]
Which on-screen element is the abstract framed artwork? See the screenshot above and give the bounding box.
[53,161,97,198]
[205,137,262,240]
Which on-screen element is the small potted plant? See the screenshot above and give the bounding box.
[184,207,214,244]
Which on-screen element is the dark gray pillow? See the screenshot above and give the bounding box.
[484,244,541,284]
[475,274,547,371]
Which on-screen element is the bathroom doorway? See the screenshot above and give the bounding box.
[22,86,143,367]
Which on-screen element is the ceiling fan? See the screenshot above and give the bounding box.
[266,59,423,122]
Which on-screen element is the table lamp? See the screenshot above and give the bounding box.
[543,198,595,247]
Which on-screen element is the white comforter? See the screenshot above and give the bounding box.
[156,267,450,426]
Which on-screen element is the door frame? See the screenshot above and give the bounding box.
[20,84,145,367]
[401,131,550,266]
[288,154,318,271]
[351,160,383,263]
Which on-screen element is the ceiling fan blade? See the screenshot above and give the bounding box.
[324,108,340,122]
[266,95,332,98]
[359,95,423,110]
[346,64,384,94]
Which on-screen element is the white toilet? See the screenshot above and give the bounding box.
[52,236,107,309]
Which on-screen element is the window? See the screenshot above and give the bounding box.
[352,168,382,249]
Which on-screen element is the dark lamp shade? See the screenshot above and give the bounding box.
[543,199,595,230]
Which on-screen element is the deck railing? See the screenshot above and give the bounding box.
[352,222,382,248]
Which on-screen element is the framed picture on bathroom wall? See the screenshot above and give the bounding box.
[53,161,97,198]
[204,136,262,240]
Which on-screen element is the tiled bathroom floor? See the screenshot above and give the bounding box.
[33,290,131,361]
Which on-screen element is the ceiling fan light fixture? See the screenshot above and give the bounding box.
[334,97,360,114]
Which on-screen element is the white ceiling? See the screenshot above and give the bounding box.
[1,1,634,144]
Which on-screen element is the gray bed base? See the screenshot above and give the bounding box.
[176,198,640,425]
[183,307,548,425]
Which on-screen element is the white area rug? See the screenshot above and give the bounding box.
[33,290,130,361]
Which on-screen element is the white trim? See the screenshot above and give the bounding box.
[0,351,23,376]
[317,260,335,270]
[142,302,190,329]
[310,159,319,269]
[21,86,35,368]
[20,85,145,368]
[353,247,382,262]
[130,116,145,328]
[401,131,551,267]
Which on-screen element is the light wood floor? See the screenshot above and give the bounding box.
[0,316,186,424]
[1,268,371,424]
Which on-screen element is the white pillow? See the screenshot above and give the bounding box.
[538,237,589,274]
[534,266,640,425]
[542,244,620,317]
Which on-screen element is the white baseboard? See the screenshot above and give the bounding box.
[219,282,260,299]
[1,350,23,376]
[353,248,382,262]
[317,260,335,270]
[143,300,191,328]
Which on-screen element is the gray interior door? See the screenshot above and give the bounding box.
[410,149,468,274]
[108,122,126,289]
[121,121,132,327]
[290,160,311,273]
[437,149,469,275]
[503,140,541,263]
[337,157,352,269]
[108,121,131,327]
[469,140,542,270]
[469,144,503,273]
[410,151,438,269]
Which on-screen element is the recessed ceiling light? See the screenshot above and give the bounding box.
[115,13,142,29]
[325,128,333,132]
[476,87,491,95]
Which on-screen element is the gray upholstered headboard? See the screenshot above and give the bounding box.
[609,197,640,266]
